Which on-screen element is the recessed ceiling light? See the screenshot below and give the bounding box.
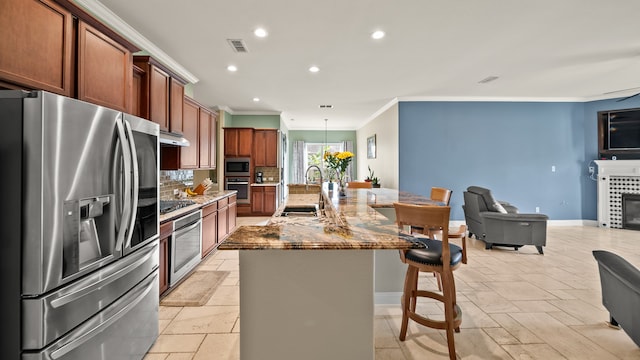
[254,28,268,38]
[227,65,238,72]
[371,30,385,39]
[253,97,260,102]
[309,66,320,73]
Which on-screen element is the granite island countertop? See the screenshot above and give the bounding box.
[159,190,237,223]
[218,186,441,250]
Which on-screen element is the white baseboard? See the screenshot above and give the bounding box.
[450,219,599,227]
[548,219,598,226]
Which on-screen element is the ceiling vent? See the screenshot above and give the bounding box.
[319,105,334,109]
[227,39,248,53]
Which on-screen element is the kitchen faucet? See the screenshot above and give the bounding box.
[305,165,324,211]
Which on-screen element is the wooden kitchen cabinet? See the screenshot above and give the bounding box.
[254,129,278,167]
[201,202,218,258]
[170,78,184,134]
[224,128,254,157]
[251,186,277,215]
[159,221,173,296]
[228,195,237,233]
[217,197,229,242]
[134,56,187,133]
[161,96,218,170]
[199,108,211,168]
[77,20,132,112]
[180,97,200,168]
[131,65,145,117]
[0,0,73,96]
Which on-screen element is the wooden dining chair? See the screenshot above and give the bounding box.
[346,181,372,189]
[393,203,463,360]
[430,186,452,205]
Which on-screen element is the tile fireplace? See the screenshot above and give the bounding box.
[595,160,640,228]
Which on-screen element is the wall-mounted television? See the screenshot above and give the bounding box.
[598,108,640,159]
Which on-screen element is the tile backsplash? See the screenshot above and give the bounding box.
[160,170,193,199]
[255,167,280,182]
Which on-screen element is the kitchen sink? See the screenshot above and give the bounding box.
[279,205,319,217]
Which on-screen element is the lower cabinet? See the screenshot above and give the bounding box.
[159,221,173,296]
[217,197,229,242]
[201,202,218,258]
[228,196,237,232]
[251,186,277,215]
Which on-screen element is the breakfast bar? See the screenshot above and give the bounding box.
[218,187,440,360]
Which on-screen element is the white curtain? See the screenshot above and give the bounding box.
[343,140,354,181]
[292,140,305,183]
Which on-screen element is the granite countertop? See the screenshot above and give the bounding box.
[218,186,441,250]
[159,190,237,223]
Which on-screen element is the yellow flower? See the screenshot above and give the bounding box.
[336,151,354,160]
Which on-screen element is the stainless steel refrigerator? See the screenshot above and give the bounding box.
[0,90,160,360]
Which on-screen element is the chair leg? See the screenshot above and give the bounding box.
[400,265,417,341]
[440,270,458,360]
[536,245,544,255]
[435,272,442,291]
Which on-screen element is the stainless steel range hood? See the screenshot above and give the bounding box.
[159,131,190,146]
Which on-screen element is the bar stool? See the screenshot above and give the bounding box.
[393,203,463,360]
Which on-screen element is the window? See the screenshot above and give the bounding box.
[304,142,343,183]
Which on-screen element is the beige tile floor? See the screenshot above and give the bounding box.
[145,219,640,360]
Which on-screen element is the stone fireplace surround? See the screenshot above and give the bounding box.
[594,160,640,228]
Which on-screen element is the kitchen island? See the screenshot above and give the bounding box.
[218,186,439,360]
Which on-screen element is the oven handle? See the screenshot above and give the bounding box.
[227,181,249,185]
[174,220,201,237]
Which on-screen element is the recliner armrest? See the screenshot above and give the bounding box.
[480,212,549,222]
[593,250,640,295]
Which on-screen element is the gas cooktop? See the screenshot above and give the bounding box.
[159,200,196,215]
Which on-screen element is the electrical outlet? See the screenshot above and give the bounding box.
[588,166,595,173]
[535,206,540,213]
[173,189,179,195]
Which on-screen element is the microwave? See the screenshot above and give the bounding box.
[225,157,251,176]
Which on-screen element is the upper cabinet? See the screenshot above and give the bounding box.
[0,0,73,95]
[170,78,184,134]
[199,107,218,169]
[133,56,186,133]
[0,0,139,110]
[254,129,278,167]
[161,96,218,171]
[77,20,132,112]
[224,128,254,157]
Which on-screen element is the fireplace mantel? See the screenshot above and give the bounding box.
[594,160,640,228]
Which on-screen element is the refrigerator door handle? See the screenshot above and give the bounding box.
[114,116,132,253]
[123,119,139,250]
[49,243,156,308]
[49,272,157,359]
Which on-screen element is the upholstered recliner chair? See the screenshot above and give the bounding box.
[592,250,640,347]
[462,186,548,254]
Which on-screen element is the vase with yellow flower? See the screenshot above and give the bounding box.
[324,150,354,196]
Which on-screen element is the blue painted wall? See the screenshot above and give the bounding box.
[399,101,592,221]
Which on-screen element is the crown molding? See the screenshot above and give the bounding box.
[396,95,585,103]
[232,110,282,116]
[74,0,199,84]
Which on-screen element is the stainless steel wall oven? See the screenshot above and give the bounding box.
[226,177,250,204]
